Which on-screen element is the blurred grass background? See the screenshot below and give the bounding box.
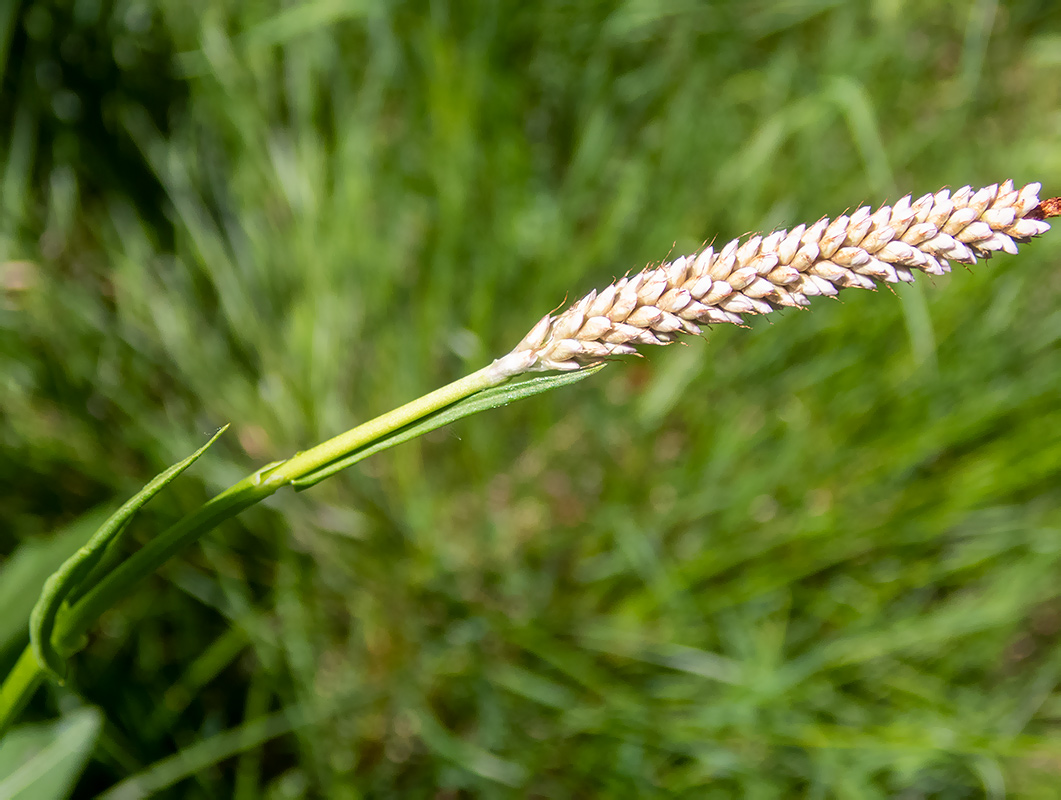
[3,0,1061,796]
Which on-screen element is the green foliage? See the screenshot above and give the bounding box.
[30,426,227,682]
[0,511,105,656]
[3,0,1061,796]
[0,708,101,800]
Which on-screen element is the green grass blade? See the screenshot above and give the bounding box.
[94,695,366,800]
[0,707,101,800]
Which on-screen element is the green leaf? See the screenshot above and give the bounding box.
[0,510,107,655]
[0,707,102,800]
[29,427,229,683]
[290,366,606,490]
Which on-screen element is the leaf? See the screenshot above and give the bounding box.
[290,366,606,490]
[29,427,229,683]
[0,707,102,800]
[0,510,107,655]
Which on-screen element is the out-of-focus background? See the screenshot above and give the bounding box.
[3,0,1061,796]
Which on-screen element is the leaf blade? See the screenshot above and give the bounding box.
[29,426,229,682]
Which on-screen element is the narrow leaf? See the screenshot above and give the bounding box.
[29,427,229,682]
[0,510,106,654]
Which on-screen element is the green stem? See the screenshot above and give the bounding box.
[0,363,508,738]
[60,363,504,649]
[0,647,45,737]
[261,364,504,486]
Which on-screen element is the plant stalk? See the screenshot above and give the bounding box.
[0,648,45,737]
[0,363,509,738]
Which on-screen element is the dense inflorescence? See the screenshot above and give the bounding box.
[496,181,1051,375]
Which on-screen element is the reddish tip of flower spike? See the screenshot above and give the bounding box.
[1027,197,1061,220]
